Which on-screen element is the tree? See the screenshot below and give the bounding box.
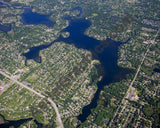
[142,105,153,117]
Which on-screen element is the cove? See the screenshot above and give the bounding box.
[0,114,32,128]
[0,24,12,33]
[0,1,134,124]
[0,114,44,128]
[0,1,56,30]
[22,17,134,122]
[20,8,55,27]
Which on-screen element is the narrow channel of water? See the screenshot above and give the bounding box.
[0,114,32,128]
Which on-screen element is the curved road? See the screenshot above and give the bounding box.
[0,70,64,128]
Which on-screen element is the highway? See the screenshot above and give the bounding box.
[0,70,64,128]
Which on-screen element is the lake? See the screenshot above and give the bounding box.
[0,5,134,126]
[22,17,134,122]
[20,8,55,27]
[0,2,55,33]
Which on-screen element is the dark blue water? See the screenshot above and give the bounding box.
[0,5,91,126]
[0,24,12,33]
[0,1,24,9]
[0,114,43,128]
[0,2,55,28]
[0,0,12,32]
[154,68,160,73]
[0,2,11,7]
[0,3,55,127]
[22,44,51,65]
[0,2,133,124]
[23,18,134,122]
[0,114,32,128]
[20,8,55,27]
[61,19,133,122]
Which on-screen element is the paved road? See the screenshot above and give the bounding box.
[109,29,159,127]
[126,29,159,95]
[0,70,64,128]
[48,98,64,128]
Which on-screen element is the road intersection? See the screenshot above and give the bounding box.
[0,70,64,128]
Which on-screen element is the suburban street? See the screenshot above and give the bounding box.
[109,29,159,127]
[0,70,64,128]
